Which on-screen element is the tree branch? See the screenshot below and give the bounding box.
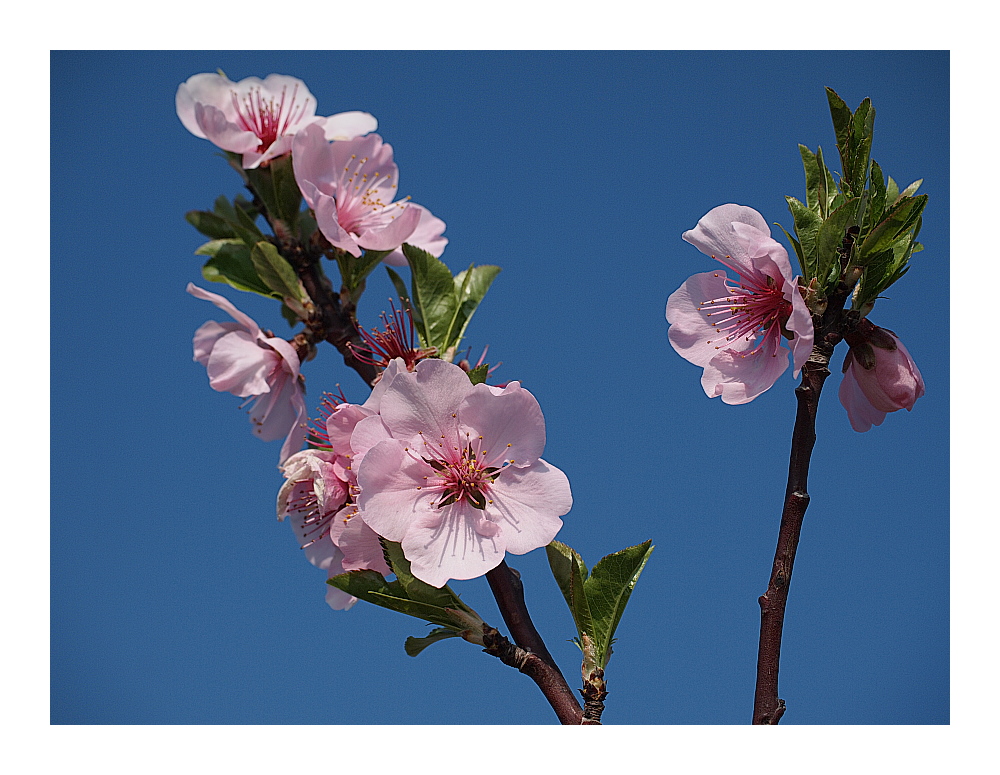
[485,561,583,724]
[481,625,583,725]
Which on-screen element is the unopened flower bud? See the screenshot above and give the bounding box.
[839,322,924,432]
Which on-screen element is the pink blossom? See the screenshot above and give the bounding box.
[382,204,448,267]
[176,72,377,169]
[353,358,572,588]
[666,204,814,404]
[188,283,306,462]
[839,327,925,432]
[277,445,390,611]
[291,124,444,258]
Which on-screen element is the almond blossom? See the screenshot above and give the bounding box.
[352,358,572,588]
[188,283,306,462]
[839,323,925,432]
[291,123,444,258]
[176,72,377,169]
[666,204,814,404]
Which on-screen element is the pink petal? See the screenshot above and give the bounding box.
[187,283,261,336]
[666,270,741,368]
[701,331,789,404]
[786,284,815,376]
[356,440,436,542]
[337,513,392,575]
[401,503,506,588]
[354,203,421,252]
[206,331,274,396]
[320,111,378,140]
[383,204,448,267]
[839,360,886,432]
[194,103,260,155]
[315,195,362,257]
[458,381,546,467]
[682,204,771,277]
[378,359,474,443]
[176,73,233,138]
[193,320,240,366]
[488,460,571,554]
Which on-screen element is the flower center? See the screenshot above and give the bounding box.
[349,301,437,372]
[337,154,410,234]
[699,267,791,356]
[408,432,514,510]
[287,484,335,549]
[231,84,311,152]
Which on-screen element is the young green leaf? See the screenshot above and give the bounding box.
[449,264,501,351]
[200,242,275,298]
[186,210,236,239]
[250,241,306,303]
[545,541,594,653]
[245,154,302,228]
[403,243,460,352]
[404,627,462,657]
[582,540,654,668]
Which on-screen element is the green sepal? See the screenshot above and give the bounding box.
[199,240,275,298]
[250,241,306,304]
[467,364,489,385]
[404,627,462,657]
[245,154,302,229]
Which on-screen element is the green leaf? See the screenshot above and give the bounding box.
[448,264,501,352]
[846,98,874,195]
[868,160,888,229]
[813,197,861,287]
[212,195,265,247]
[583,541,654,668]
[545,541,594,652]
[380,539,477,615]
[186,210,236,239]
[346,250,395,301]
[403,243,460,351]
[776,224,806,278]
[857,194,927,260]
[897,179,923,201]
[200,242,275,298]
[826,87,853,182]
[785,196,822,279]
[250,241,305,303]
[799,145,821,211]
[245,154,302,227]
[404,627,461,657]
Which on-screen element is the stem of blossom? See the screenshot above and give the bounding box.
[280,239,379,386]
[752,282,849,724]
[485,562,583,723]
[481,625,584,725]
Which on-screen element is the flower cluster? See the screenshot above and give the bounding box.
[278,358,572,599]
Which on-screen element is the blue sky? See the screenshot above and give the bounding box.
[50,50,949,729]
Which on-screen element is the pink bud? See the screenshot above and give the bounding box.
[839,327,924,432]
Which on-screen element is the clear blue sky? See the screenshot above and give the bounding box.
[51,50,949,725]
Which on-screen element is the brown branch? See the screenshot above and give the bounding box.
[752,278,853,724]
[481,625,583,725]
[485,561,583,724]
